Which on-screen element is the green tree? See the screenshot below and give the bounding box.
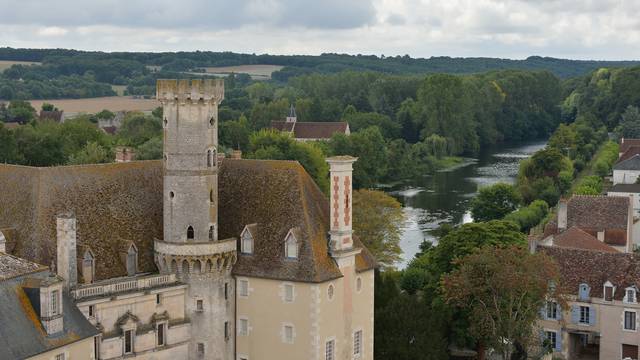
[0,122,17,163]
[219,115,250,150]
[8,100,35,124]
[353,189,404,269]
[443,246,562,360]
[135,136,163,160]
[116,112,162,146]
[329,126,388,188]
[470,183,521,222]
[67,141,112,165]
[503,200,549,233]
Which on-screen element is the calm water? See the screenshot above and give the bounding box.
[387,140,547,268]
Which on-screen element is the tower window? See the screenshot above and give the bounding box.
[207,150,212,167]
[169,191,175,199]
[157,323,165,346]
[163,118,168,127]
[187,226,194,240]
[210,190,214,203]
[209,117,215,126]
[209,226,215,241]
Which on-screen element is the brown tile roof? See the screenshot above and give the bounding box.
[0,160,375,283]
[271,121,349,140]
[620,139,640,154]
[0,253,46,280]
[39,110,63,122]
[617,146,640,163]
[566,195,630,245]
[552,227,618,253]
[540,246,640,300]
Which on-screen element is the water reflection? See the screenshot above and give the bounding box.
[388,140,547,268]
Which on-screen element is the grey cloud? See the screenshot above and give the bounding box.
[385,14,406,26]
[0,0,376,30]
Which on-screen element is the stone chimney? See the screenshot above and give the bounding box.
[557,198,568,231]
[230,150,242,160]
[56,213,77,288]
[115,146,135,163]
[0,230,5,253]
[327,156,359,254]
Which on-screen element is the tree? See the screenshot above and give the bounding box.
[219,115,250,151]
[0,122,17,163]
[8,100,35,124]
[116,112,162,146]
[470,183,521,222]
[41,102,58,111]
[329,126,388,188]
[617,106,640,138]
[442,246,562,360]
[135,136,163,160]
[353,189,404,269]
[67,141,112,165]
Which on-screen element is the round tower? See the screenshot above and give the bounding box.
[154,79,237,360]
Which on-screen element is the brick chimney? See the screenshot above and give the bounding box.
[557,198,568,231]
[230,150,242,160]
[56,213,77,288]
[115,146,135,163]
[326,156,359,255]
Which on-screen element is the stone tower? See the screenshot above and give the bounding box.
[154,79,237,360]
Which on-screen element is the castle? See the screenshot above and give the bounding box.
[0,79,375,360]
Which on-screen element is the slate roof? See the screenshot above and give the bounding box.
[609,183,640,193]
[617,146,640,163]
[540,246,640,301]
[614,154,640,171]
[552,227,618,253]
[271,121,350,140]
[0,160,375,283]
[0,269,98,360]
[620,139,640,154]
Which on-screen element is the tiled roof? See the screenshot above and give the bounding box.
[609,183,640,193]
[271,121,349,139]
[552,227,618,253]
[0,253,46,280]
[614,154,640,171]
[0,160,376,283]
[39,110,63,122]
[540,246,640,300]
[620,139,640,154]
[617,146,640,163]
[0,270,98,360]
[567,195,629,230]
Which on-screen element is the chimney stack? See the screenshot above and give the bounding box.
[231,150,242,160]
[56,213,77,288]
[557,198,568,231]
[326,156,358,253]
[115,146,135,163]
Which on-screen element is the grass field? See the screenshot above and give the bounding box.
[28,96,159,114]
[0,60,41,72]
[202,64,284,79]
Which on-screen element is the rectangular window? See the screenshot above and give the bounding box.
[284,325,294,344]
[55,353,65,360]
[196,299,204,312]
[239,280,249,297]
[157,323,165,346]
[239,318,248,336]
[225,282,229,300]
[579,306,590,324]
[354,330,362,356]
[156,293,161,305]
[546,301,557,320]
[545,331,557,350]
[197,343,205,355]
[605,286,614,301]
[88,305,95,317]
[325,339,335,360]
[124,329,133,354]
[625,311,637,331]
[284,284,294,302]
[51,290,59,316]
[224,321,230,340]
[628,289,636,303]
[94,336,100,360]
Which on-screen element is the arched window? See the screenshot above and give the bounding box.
[126,245,138,276]
[209,117,215,127]
[82,250,95,284]
[209,225,215,241]
[210,190,214,203]
[285,231,297,259]
[207,150,212,167]
[187,226,195,240]
[241,227,254,254]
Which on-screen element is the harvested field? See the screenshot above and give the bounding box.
[28,96,160,114]
[0,60,41,72]
[201,64,284,80]
[111,85,127,96]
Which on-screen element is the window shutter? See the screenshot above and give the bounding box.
[555,331,562,352]
[571,305,580,324]
[556,303,562,320]
[539,305,547,320]
[589,307,596,325]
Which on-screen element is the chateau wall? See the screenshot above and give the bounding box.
[27,337,95,360]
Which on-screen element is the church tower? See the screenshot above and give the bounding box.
[154,79,237,360]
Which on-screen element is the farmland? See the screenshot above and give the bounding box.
[198,64,284,80]
[28,96,159,114]
[0,60,41,72]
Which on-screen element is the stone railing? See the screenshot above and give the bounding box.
[72,273,177,300]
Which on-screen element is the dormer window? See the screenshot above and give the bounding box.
[241,227,254,254]
[625,287,637,303]
[82,249,95,284]
[604,281,615,302]
[126,244,138,277]
[285,231,298,259]
[187,226,194,240]
[578,283,591,301]
[50,289,60,316]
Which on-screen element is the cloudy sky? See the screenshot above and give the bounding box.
[1,0,639,60]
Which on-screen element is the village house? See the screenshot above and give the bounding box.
[0,79,375,360]
[537,245,640,360]
[609,183,640,217]
[542,195,635,253]
[270,105,350,141]
[619,138,640,158]
[614,154,640,185]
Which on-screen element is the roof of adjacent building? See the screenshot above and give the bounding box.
[0,253,47,280]
[39,110,63,122]
[614,154,640,171]
[620,139,640,154]
[540,245,640,301]
[567,195,629,231]
[552,227,618,253]
[609,183,640,193]
[0,160,376,283]
[617,146,640,163]
[271,121,349,140]
[0,269,98,360]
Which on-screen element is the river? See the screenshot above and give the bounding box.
[388,140,547,268]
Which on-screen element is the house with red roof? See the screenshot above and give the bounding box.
[271,105,350,141]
